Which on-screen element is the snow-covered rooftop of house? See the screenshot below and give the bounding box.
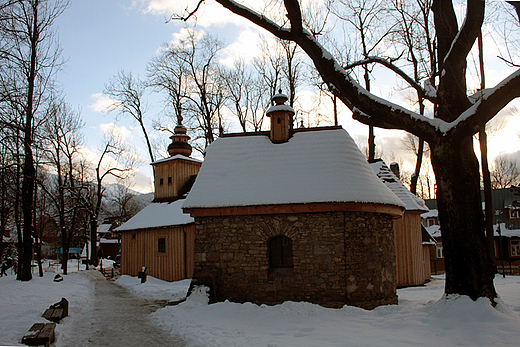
[370,160,428,212]
[115,199,193,232]
[183,128,405,209]
[424,224,441,238]
[424,222,520,239]
[151,154,202,165]
[99,237,119,244]
[97,223,112,234]
[494,223,520,237]
[421,209,438,219]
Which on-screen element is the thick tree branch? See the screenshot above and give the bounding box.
[344,56,436,103]
[443,0,484,69]
[216,0,293,40]
[449,69,520,138]
[284,0,302,33]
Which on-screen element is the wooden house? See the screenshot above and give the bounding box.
[371,160,431,286]
[115,124,202,282]
[183,93,405,309]
[424,188,520,276]
[495,224,520,275]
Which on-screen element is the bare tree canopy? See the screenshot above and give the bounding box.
[105,70,155,163]
[0,0,68,281]
[491,155,520,189]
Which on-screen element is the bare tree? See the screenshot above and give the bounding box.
[491,155,520,189]
[106,178,146,226]
[178,0,520,302]
[105,70,155,163]
[0,0,68,281]
[83,130,137,266]
[221,60,266,132]
[150,28,226,153]
[388,0,436,195]
[39,100,84,275]
[331,0,394,162]
[148,44,189,129]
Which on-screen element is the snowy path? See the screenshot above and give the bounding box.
[56,278,187,347]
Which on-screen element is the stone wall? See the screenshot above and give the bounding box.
[192,211,397,309]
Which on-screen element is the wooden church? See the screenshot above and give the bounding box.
[116,92,431,309]
[116,123,201,282]
[183,93,406,309]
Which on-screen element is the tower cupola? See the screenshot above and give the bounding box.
[167,120,192,157]
[266,90,294,143]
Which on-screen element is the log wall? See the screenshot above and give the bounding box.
[120,225,195,282]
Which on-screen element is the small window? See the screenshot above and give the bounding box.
[158,237,166,253]
[436,244,444,259]
[168,177,172,184]
[511,240,520,257]
[510,209,520,220]
[277,117,281,124]
[269,235,293,268]
[132,233,136,240]
[159,178,164,186]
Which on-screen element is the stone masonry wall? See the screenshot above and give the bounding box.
[192,211,397,309]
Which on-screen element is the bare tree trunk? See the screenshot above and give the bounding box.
[477,32,495,263]
[33,169,43,277]
[431,136,496,300]
[19,1,40,281]
[410,139,424,195]
[410,101,426,195]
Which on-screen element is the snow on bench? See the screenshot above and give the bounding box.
[21,323,56,347]
[42,297,68,323]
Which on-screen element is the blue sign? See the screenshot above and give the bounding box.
[55,247,82,254]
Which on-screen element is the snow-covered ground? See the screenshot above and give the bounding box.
[1,262,520,346]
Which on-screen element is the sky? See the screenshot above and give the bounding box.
[53,0,520,193]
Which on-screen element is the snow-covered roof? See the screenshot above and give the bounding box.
[421,209,438,219]
[151,154,202,166]
[99,238,119,244]
[97,223,112,234]
[425,224,441,238]
[183,128,405,209]
[370,160,428,212]
[494,223,520,237]
[115,199,194,232]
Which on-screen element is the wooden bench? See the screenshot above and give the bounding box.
[21,323,56,347]
[42,298,68,323]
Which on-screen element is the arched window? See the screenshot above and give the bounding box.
[269,235,293,268]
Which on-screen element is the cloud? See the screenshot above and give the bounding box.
[219,29,263,67]
[98,123,132,140]
[169,26,205,47]
[130,169,154,193]
[134,0,258,28]
[89,93,116,113]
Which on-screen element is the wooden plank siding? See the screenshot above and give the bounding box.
[394,212,426,286]
[153,159,201,200]
[120,225,195,282]
[422,245,432,282]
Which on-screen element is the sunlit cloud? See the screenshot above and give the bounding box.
[89,93,116,113]
[98,123,132,141]
[133,0,260,28]
[219,29,263,67]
